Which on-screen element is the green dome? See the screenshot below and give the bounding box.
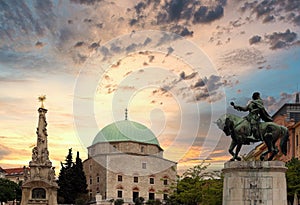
[92,120,160,146]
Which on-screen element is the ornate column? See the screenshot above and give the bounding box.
[21,96,58,205]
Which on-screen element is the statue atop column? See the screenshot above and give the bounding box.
[21,96,58,205]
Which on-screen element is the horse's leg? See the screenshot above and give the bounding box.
[268,141,279,161]
[228,140,237,161]
[260,132,273,161]
[234,144,242,161]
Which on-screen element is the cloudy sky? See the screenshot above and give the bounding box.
[0,0,300,173]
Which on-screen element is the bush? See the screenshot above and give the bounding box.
[114,199,124,205]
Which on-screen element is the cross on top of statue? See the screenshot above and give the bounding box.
[38,95,46,108]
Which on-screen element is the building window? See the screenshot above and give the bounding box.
[141,146,144,153]
[149,177,154,184]
[118,175,122,182]
[149,192,155,200]
[89,164,92,171]
[90,176,92,185]
[134,176,138,183]
[133,191,139,202]
[163,194,168,200]
[97,175,100,183]
[163,179,168,185]
[142,162,147,169]
[117,190,122,198]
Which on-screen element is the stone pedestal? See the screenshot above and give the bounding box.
[222,161,287,205]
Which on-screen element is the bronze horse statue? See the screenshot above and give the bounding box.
[216,113,289,161]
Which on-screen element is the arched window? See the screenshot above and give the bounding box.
[32,188,46,199]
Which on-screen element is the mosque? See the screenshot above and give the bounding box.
[83,110,177,204]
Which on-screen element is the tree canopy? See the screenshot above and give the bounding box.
[58,148,88,204]
[0,178,20,203]
[166,161,223,205]
[286,157,300,203]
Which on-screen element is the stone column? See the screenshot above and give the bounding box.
[222,161,287,205]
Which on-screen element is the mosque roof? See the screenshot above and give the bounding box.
[92,120,160,146]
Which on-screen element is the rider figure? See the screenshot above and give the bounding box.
[233,92,273,140]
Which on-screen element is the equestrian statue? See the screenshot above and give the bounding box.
[216,92,289,161]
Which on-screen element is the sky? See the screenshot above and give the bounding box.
[0,0,300,174]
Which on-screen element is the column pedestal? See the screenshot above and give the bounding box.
[222,161,287,205]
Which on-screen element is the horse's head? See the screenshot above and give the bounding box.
[216,114,233,136]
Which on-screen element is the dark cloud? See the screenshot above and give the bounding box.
[100,46,110,58]
[134,2,147,14]
[294,15,300,25]
[148,55,155,62]
[89,42,100,50]
[0,0,58,45]
[249,35,262,45]
[110,43,122,53]
[72,53,88,64]
[125,43,138,53]
[143,37,152,46]
[263,15,275,23]
[170,25,194,37]
[180,71,197,80]
[193,79,205,88]
[130,0,225,37]
[265,29,297,50]
[240,0,300,25]
[74,41,85,47]
[35,41,44,48]
[193,5,224,24]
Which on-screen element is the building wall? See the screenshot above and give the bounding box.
[294,122,300,159]
[83,157,107,199]
[88,142,163,158]
[83,142,177,204]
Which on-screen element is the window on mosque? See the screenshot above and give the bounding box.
[149,192,155,200]
[149,177,154,184]
[118,175,123,182]
[163,179,168,185]
[32,188,46,199]
[142,162,147,169]
[117,190,122,198]
[134,176,138,183]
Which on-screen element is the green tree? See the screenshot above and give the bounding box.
[0,178,19,204]
[135,197,144,205]
[58,148,88,204]
[286,158,300,204]
[74,151,88,194]
[114,199,124,205]
[166,161,223,205]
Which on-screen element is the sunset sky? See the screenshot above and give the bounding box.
[0,0,300,174]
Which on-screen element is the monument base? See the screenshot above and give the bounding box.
[222,161,287,205]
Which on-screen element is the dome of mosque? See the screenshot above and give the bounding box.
[92,120,160,146]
